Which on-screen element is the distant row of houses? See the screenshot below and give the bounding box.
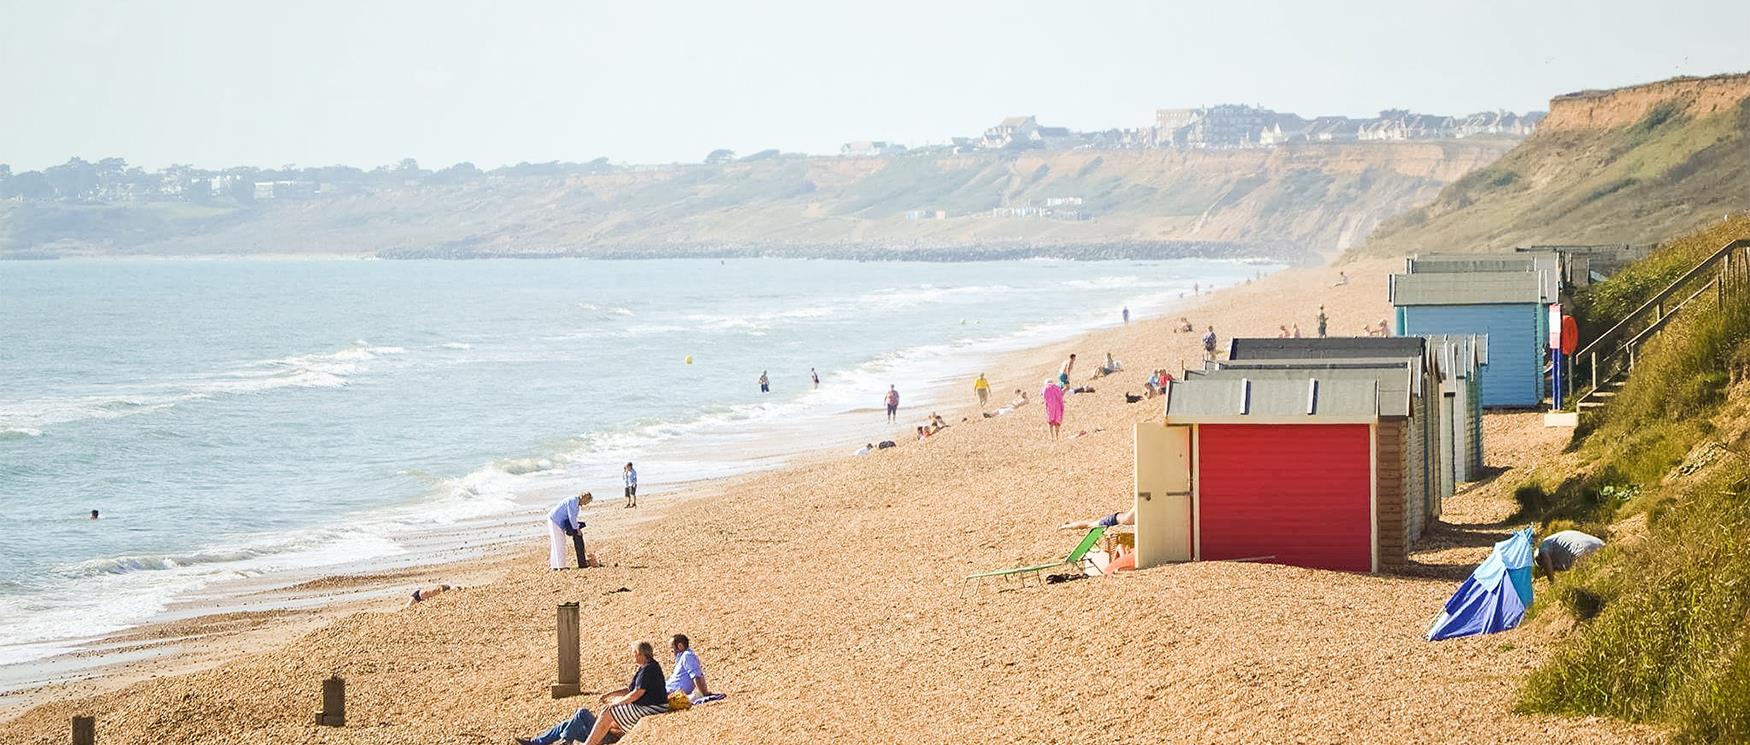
[841,105,1544,156]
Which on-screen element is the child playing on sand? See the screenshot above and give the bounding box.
[547,491,592,570]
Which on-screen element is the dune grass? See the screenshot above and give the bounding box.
[1515,220,1750,742]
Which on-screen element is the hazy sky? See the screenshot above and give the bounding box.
[2,0,1745,171]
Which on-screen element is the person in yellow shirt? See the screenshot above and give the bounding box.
[973,373,991,407]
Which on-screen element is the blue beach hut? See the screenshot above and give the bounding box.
[1389,262,1555,408]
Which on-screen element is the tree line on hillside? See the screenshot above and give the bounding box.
[0,156,619,205]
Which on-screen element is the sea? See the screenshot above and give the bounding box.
[0,256,1270,675]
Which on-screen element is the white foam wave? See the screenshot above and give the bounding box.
[0,341,406,434]
[440,342,474,350]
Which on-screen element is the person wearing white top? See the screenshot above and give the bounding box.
[547,491,592,570]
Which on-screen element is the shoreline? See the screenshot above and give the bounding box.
[2,258,1655,743]
[0,262,1262,720]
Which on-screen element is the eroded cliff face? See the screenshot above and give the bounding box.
[1541,73,1750,132]
[2,140,1514,262]
[1353,73,1750,259]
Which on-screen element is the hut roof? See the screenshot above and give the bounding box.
[1389,270,1552,306]
[1187,365,1416,416]
[1162,376,1386,424]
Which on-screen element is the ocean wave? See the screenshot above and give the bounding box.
[439,342,474,350]
[0,341,403,434]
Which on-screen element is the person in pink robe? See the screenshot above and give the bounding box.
[1041,379,1065,439]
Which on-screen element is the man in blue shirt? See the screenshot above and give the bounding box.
[665,634,713,701]
[547,491,591,570]
[623,462,638,508]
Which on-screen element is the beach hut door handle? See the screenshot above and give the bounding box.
[1139,491,1152,502]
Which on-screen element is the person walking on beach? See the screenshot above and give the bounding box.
[1278,324,1291,338]
[1059,353,1076,388]
[1041,378,1066,439]
[1202,326,1218,361]
[810,368,820,389]
[623,463,638,508]
[1316,306,1328,338]
[1122,306,1130,324]
[547,491,592,570]
[974,373,990,407]
[885,385,900,423]
[758,371,770,393]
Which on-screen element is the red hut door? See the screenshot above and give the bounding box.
[1196,423,1373,572]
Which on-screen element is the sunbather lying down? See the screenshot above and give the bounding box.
[1058,508,1134,531]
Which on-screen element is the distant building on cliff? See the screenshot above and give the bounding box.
[840,141,907,157]
[981,116,1040,149]
[1154,104,1281,148]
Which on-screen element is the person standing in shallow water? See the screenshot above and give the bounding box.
[758,371,769,393]
[1122,306,1130,324]
[884,385,900,423]
[810,368,820,389]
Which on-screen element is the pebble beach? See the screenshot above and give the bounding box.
[0,260,1661,744]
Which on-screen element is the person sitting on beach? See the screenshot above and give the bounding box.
[916,425,929,442]
[516,641,670,745]
[855,443,874,456]
[930,413,948,432]
[1099,352,1121,375]
[578,641,671,745]
[547,491,591,570]
[665,634,715,704]
[1059,508,1135,531]
[877,440,897,449]
[1292,324,1303,339]
[406,583,453,607]
[1278,325,1291,338]
[1176,317,1194,333]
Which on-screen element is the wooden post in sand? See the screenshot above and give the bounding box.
[315,675,346,727]
[72,715,95,745]
[552,602,581,698]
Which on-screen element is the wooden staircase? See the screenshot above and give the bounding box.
[1570,238,1750,414]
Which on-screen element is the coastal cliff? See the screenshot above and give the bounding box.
[1,141,1511,262]
[1353,72,1750,258]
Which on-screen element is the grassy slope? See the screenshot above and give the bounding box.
[0,141,1511,259]
[1351,96,1750,258]
[1508,219,1750,743]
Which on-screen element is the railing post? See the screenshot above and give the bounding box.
[1590,352,1597,391]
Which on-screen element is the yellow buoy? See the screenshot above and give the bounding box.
[684,355,693,365]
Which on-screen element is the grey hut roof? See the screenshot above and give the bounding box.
[1389,270,1551,306]
[1405,252,1561,300]
[1406,252,1559,275]
[1187,366,1415,416]
[1162,377,1383,423]
[1227,336,1426,362]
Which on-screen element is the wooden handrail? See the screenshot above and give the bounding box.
[1573,238,1750,360]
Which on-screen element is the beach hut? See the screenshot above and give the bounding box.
[1133,372,1420,573]
[1424,334,1488,484]
[1389,268,1553,408]
[1222,336,1453,515]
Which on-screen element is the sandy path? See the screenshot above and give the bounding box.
[0,261,1659,743]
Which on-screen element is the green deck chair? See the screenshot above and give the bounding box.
[965,527,1106,586]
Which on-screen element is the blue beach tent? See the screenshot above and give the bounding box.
[1426,528,1535,641]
